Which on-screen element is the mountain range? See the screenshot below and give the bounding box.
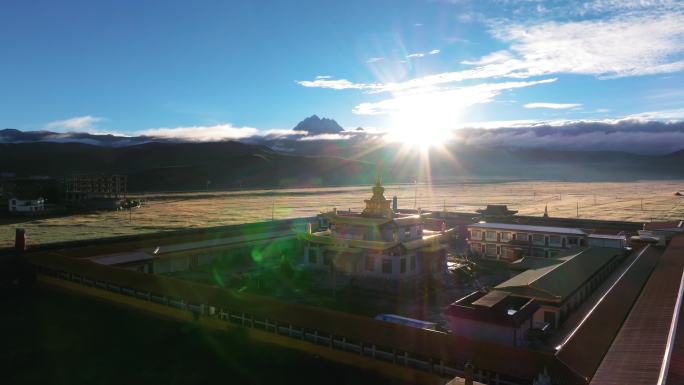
[2,116,684,191]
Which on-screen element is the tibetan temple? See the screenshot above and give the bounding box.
[300,178,453,290]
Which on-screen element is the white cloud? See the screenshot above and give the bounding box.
[483,12,684,79]
[353,78,557,115]
[457,13,475,23]
[45,115,103,131]
[297,6,684,121]
[445,0,684,19]
[356,12,684,94]
[322,12,684,94]
[456,119,546,129]
[296,78,381,90]
[385,12,684,90]
[578,0,684,15]
[344,125,387,134]
[298,133,351,141]
[366,57,384,63]
[524,102,582,109]
[315,75,332,79]
[139,124,259,141]
[366,63,536,93]
[626,108,684,121]
[429,49,441,55]
[461,50,513,65]
[263,129,307,137]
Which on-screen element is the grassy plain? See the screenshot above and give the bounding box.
[2,180,683,247]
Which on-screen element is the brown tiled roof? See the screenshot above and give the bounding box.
[554,245,663,383]
[590,235,684,385]
[667,286,684,384]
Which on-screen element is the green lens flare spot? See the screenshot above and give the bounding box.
[211,268,225,287]
[251,248,263,263]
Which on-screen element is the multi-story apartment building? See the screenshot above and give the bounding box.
[467,222,588,260]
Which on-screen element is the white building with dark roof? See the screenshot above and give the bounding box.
[467,222,588,260]
[8,197,45,213]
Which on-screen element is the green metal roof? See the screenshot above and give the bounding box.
[495,247,623,303]
[508,256,565,271]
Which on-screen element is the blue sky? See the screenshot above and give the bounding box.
[2,0,684,140]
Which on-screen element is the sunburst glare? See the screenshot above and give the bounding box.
[385,91,459,149]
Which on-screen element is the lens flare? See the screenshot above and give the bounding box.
[385,91,458,149]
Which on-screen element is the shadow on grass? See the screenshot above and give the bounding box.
[1,287,403,385]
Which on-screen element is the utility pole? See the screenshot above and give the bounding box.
[331,257,336,300]
[576,201,579,218]
[271,200,275,221]
[641,198,644,211]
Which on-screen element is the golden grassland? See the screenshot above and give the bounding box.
[2,180,683,247]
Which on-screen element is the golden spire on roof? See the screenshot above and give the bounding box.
[362,173,393,218]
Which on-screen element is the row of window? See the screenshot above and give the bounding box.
[470,229,579,247]
[471,243,563,259]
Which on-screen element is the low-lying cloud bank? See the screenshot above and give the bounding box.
[139,124,259,141]
[453,119,684,155]
[3,119,684,155]
[253,118,684,155]
[257,118,684,155]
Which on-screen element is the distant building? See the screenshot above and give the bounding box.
[467,222,587,260]
[8,197,45,213]
[300,179,451,290]
[476,204,518,219]
[630,224,684,248]
[65,174,127,210]
[1,177,62,205]
[587,233,627,248]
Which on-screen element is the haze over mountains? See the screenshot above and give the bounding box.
[2,116,684,191]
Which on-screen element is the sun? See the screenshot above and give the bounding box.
[385,92,458,149]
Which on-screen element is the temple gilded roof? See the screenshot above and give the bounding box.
[361,177,394,219]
